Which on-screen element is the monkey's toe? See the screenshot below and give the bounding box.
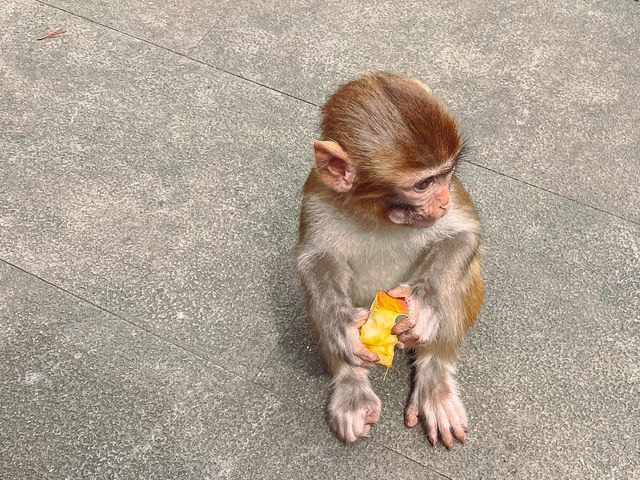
[330,406,379,443]
[419,395,468,448]
[404,401,419,428]
[329,386,381,444]
[365,406,380,424]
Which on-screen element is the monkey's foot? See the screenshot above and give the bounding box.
[329,376,381,443]
[404,386,468,449]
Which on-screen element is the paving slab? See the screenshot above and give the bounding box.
[0,261,446,479]
[2,1,638,479]
[40,0,223,53]
[0,1,317,377]
[37,0,640,221]
[256,162,640,480]
[190,0,640,222]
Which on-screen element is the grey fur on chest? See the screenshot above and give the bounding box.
[344,229,426,307]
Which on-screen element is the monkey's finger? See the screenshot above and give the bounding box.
[355,345,379,363]
[356,359,379,369]
[396,341,405,350]
[386,285,412,299]
[397,331,416,341]
[354,354,379,368]
[391,319,414,335]
[350,414,371,442]
[397,333,419,349]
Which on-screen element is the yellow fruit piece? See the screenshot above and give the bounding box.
[359,291,408,368]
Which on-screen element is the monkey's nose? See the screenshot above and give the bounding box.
[439,202,449,211]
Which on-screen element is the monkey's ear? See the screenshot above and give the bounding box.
[313,140,355,193]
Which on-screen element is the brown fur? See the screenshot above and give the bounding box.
[450,177,485,332]
[316,72,463,226]
[296,73,484,446]
[462,257,484,332]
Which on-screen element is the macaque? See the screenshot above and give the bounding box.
[295,72,484,447]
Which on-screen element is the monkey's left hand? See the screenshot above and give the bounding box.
[388,285,438,350]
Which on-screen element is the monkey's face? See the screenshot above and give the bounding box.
[315,72,465,228]
[386,165,456,228]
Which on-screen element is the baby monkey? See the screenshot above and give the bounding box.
[295,72,484,447]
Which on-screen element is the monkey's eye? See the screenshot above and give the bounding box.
[413,177,433,192]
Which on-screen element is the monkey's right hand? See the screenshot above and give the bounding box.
[387,285,439,349]
[345,308,380,368]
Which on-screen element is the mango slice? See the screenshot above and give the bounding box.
[359,291,408,368]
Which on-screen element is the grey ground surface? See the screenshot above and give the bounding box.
[0,1,638,479]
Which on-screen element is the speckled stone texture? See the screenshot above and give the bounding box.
[1,1,315,378]
[258,162,640,479]
[0,263,442,479]
[1,0,639,479]
[188,0,640,223]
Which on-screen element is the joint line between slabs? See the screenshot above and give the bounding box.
[35,1,639,226]
[465,160,639,226]
[35,1,318,107]
[372,439,455,480]
[0,257,210,361]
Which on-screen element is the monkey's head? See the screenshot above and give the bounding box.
[312,72,463,228]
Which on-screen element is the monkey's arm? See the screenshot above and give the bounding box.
[390,231,483,350]
[296,249,380,368]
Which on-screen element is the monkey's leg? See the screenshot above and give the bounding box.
[404,350,468,448]
[404,257,483,448]
[327,359,381,443]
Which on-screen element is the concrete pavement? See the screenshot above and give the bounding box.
[1,1,638,478]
